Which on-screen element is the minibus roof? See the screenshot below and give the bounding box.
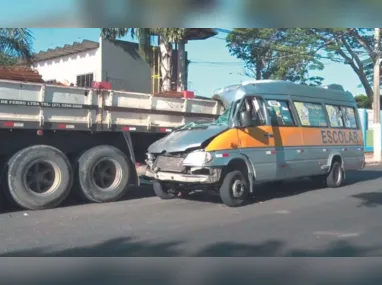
[212,80,354,109]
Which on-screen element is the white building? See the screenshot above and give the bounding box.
[33,29,217,94]
[33,37,154,93]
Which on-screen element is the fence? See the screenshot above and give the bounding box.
[358,108,382,152]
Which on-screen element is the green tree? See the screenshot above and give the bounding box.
[0,28,34,66]
[226,28,324,86]
[292,29,376,100]
[354,94,371,109]
[227,28,382,101]
[362,57,382,90]
[101,28,186,92]
[310,29,376,99]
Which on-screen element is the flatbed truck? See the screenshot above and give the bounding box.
[0,79,223,210]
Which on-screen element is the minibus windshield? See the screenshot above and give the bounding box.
[174,105,231,131]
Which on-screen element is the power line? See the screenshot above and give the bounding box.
[189,64,245,68]
[214,29,374,59]
[211,32,327,60]
[214,28,233,34]
[189,60,244,65]
[213,29,368,65]
[213,36,227,41]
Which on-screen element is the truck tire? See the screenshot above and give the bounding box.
[153,181,177,200]
[1,161,18,209]
[7,145,73,210]
[326,161,345,188]
[77,145,132,203]
[219,170,249,207]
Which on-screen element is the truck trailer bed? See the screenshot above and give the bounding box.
[0,79,223,133]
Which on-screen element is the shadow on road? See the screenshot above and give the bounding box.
[1,236,381,257]
[3,237,382,284]
[1,168,382,213]
[0,184,156,213]
[178,169,382,205]
[346,169,382,184]
[176,177,327,205]
[352,192,382,208]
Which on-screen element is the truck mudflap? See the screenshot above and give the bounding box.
[146,168,222,184]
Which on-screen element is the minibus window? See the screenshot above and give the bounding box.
[239,96,266,126]
[325,104,344,128]
[248,97,266,126]
[341,107,358,129]
[294,101,328,127]
[266,100,295,126]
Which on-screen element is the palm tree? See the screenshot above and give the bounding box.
[0,28,34,66]
[101,28,186,92]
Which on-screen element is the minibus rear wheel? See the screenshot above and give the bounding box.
[326,161,345,188]
[219,170,249,207]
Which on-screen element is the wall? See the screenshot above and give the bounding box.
[34,38,186,94]
[359,108,382,152]
[33,48,102,85]
[100,38,152,93]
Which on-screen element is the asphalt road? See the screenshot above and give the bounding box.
[1,165,382,257]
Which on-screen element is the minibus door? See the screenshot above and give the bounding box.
[236,96,283,182]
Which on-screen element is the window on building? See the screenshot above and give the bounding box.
[325,104,344,128]
[341,106,358,129]
[266,100,296,126]
[294,101,328,127]
[76,73,93,88]
[45,80,56,84]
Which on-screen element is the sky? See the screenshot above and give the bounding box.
[29,28,365,98]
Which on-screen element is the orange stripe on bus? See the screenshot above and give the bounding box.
[205,129,241,151]
[205,127,363,152]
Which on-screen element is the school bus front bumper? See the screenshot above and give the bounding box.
[146,168,222,184]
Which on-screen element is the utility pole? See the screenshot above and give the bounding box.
[373,28,381,162]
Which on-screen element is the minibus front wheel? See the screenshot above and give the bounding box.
[153,181,178,200]
[219,170,249,207]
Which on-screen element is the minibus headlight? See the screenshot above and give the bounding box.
[183,151,213,165]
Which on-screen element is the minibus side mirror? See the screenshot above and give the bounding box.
[240,111,253,128]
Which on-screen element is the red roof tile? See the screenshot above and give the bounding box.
[0,66,44,83]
